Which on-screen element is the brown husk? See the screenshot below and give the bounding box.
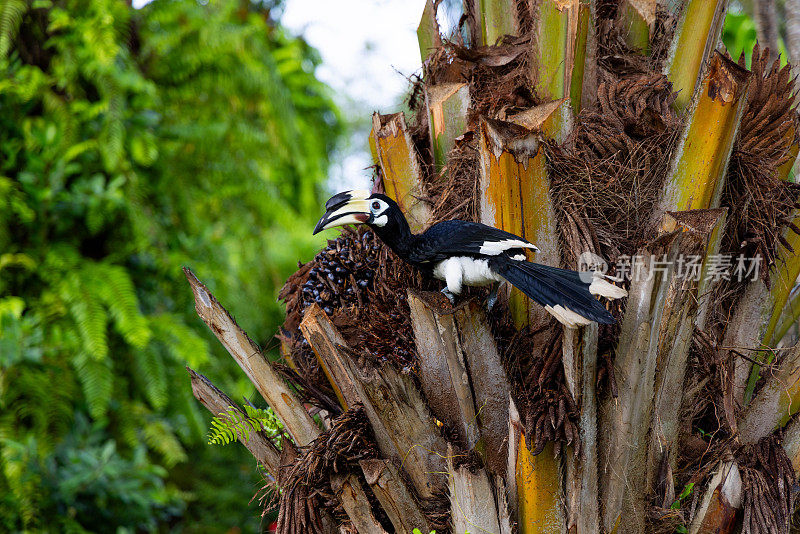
[271,406,381,534]
[738,435,796,534]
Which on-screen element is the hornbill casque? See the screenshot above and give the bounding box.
[313,190,627,328]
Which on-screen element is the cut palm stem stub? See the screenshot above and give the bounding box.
[687,459,742,534]
[454,300,513,475]
[360,459,431,534]
[187,368,281,475]
[655,52,752,232]
[618,0,655,54]
[771,286,800,346]
[330,474,389,534]
[183,267,320,447]
[664,0,730,112]
[417,0,441,63]
[476,0,519,46]
[646,210,726,499]
[600,233,685,534]
[447,444,511,534]
[300,303,448,500]
[532,0,572,102]
[570,1,594,113]
[478,117,561,328]
[739,343,800,444]
[742,209,800,405]
[562,324,601,532]
[426,83,470,173]
[407,290,480,449]
[369,112,432,232]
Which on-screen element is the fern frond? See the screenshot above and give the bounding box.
[88,262,151,349]
[0,0,27,58]
[98,85,124,171]
[59,272,109,361]
[0,435,41,527]
[135,344,168,410]
[71,352,113,419]
[141,417,187,468]
[148,313,209,368]
[207,406,281,447]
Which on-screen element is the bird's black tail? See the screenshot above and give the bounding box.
[490,258,623,327]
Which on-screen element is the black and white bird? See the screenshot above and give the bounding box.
[313,190,627,328]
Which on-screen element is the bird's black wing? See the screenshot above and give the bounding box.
[407,220,537,263]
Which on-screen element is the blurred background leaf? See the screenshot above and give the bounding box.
[0,0,340,531]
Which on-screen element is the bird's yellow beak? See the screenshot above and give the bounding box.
[313,190,372,234]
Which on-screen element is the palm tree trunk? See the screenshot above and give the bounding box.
[184,1,800,532]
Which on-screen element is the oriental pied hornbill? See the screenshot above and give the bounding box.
[313,190,626,328]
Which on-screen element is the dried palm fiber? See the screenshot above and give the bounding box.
[427,133,480,224]
[648,443,688,534]
[549,73,681,259]
[721,44,800,275]
[488,302,581,457]
[683,330,735,441]
[273,406,381,534]
[428,36,537,123]
[650,7,677,66]
[595,2,674,78]
[699,46,800,406]
[413,36,538,226]
[737,435,796,534]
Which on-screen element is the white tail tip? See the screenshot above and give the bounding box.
[588,273,627,300]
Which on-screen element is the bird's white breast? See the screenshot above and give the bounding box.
[433,256,502,294]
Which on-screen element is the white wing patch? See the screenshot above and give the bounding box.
[479,239,538,256]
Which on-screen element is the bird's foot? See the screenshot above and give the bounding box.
[441,287,456,305]
[487,284,499,312]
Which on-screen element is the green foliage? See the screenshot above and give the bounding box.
[1,415,184,533]
[207,405,282,446]
[0,0,340,531]
[670,482,695,510]
[723,10,788,67]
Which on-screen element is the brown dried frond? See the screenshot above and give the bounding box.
[738,435,796,534]
[671,332,734,513]
[647,507,685,534]
[595,0,619,20]
[443,36,536,122]
[273,406,380,534]
[427,133,480,223]
[550,73,681,257]
[594,4,674,79]
[490,311,581,457]
[722,44,800,275]
[420,486,451,533]
[274,354,341,416]
[650,7,677,67]
[423,41,471,86]
[596,21,650,77]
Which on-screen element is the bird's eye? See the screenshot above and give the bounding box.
[371,201,381,210]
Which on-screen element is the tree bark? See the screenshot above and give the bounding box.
[754,0,780,61]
